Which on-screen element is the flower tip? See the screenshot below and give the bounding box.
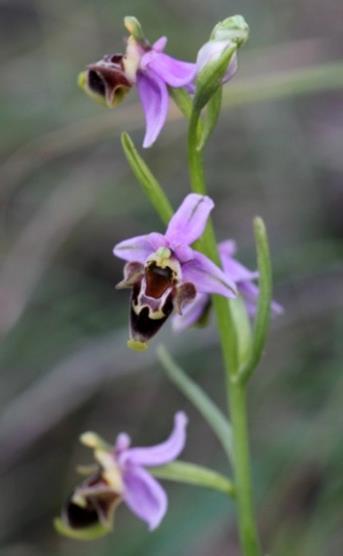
[124,16,145,42]
[211,15,249,47]
[127,339,149,352]
[175,411,188,428]
[80,431,109,450]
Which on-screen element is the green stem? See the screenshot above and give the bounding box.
[188,107,262,556]
[188,110,206,194]
[228,383,262,556]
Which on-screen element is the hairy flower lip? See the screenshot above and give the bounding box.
[83,54,133,108]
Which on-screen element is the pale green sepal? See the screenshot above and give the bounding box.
[54,517,112,541]
[228,296,252,367]
[121,132,173,226]
[127,339,149,352]
[124,16,146,43]
[80,431,111,451]
[151,460,235,498]
[210,15,249,47]
[239,217,272,384]
[197,87,222,151]
[194,44,236,112]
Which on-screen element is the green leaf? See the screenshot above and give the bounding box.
[54,517,112,541]
[228,296,252,366]
[151,460,235,497]
[157,345,233,463]
[121,132,173,225]
[239,217,272,384]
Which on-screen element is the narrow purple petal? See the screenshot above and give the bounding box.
[238,280,259,316]
[182,251,237,298]
[122,465,167,530]
[113,234,154,262]
[114,432,131,453]
[152,36,168,52]
[172,292,209,331]
[142,51,196,87]
[219,240,258,282]
[271,300,284,316]
[166,194,214,247]
[218,239,237,258]
[136,70,168,148]
[221,255,258,283]
[120,412,188,467]
[238,280,284,317]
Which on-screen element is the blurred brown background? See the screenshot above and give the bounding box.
[0,1,342,555]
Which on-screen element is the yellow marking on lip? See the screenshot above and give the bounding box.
[127,339,149,352]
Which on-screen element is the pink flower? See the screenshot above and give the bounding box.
[56,412,188,536]
[79,22,195,148]
[113,194,237,347]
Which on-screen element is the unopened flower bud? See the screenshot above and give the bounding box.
[210,15,249,48]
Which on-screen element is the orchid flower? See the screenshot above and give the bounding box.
[56,412,188,536]
[113,194,237,348]
[78,18,196,148]
[173,239,283,332]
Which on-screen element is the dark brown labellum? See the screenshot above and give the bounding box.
[87,54,132,107]
[62,472,120,530]
[145,262,174,298]
[130,282,174,343]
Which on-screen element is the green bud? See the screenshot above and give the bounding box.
[210,15,249,48]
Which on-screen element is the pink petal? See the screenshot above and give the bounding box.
[166,193,214,247]
[142,51,196,87]
[182,251,237,298]
[219,241,259,283]
[152,36,168,52]
[121,412,188,467]
[136,70,169,148]
[114,432,131,453]
[122,465,167,530]
[113,234,154,262]
[218,239,237,258]
[172,292,209,331]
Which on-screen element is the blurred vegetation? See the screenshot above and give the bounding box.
[0,0,342,555]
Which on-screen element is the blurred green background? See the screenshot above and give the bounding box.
[1,0,342,555]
